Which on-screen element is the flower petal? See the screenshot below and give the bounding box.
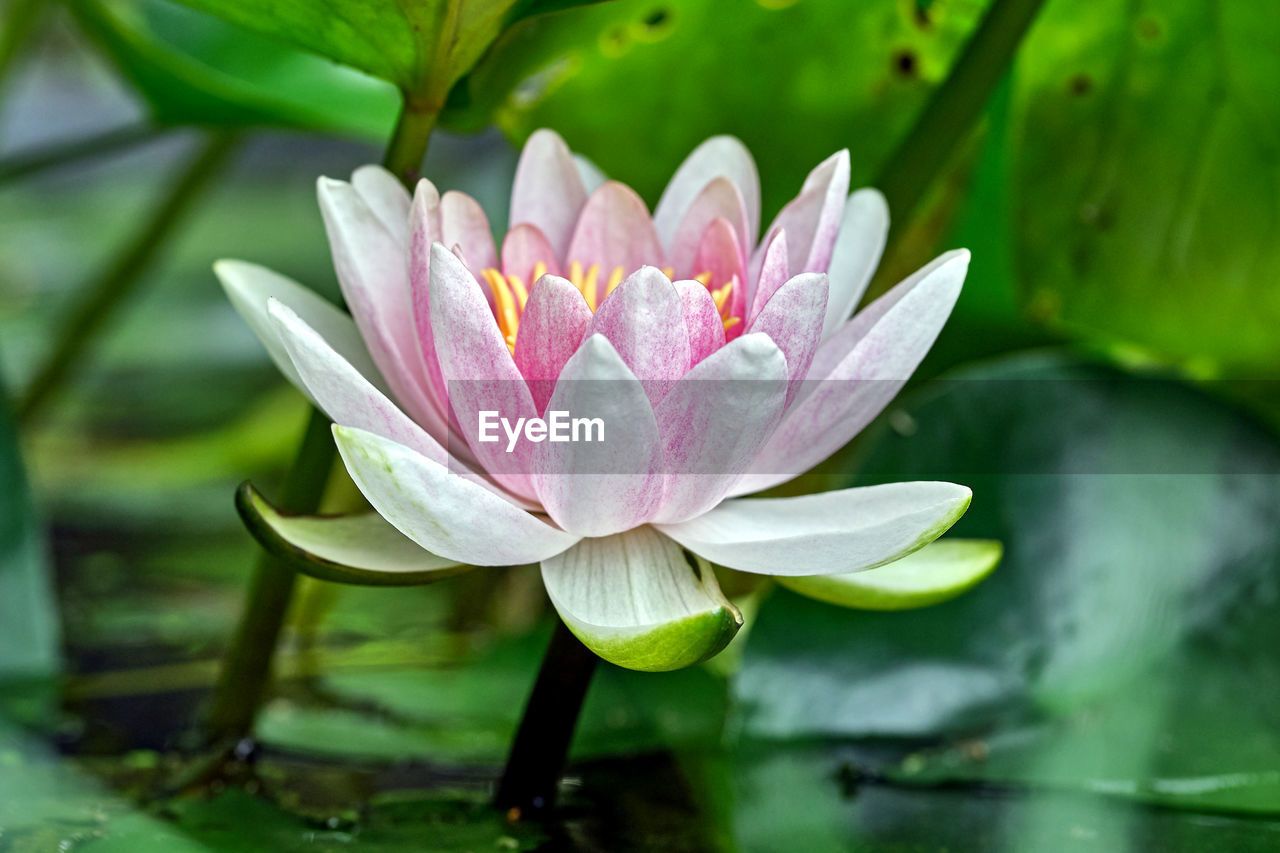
[652,333,788,524]
[574,154,608,194]
[333,425,579,566]
[821,188,889,340]
[668,177,750,279]
[654,135,761,250]
[215,259,389,400]
[566,182,664,299]
[693,216,748,322]
[236,482,468,586]
[514,274,592,413]
[674,279,726,367]
[510,128,588,259]
[351,165,411,245]
[318,176,441,431]
[541,526,742,672]
[532,335,664,538]
[733,250,969,495]
[428,243,540,500]
[747,229,789,325]
[655,482,972,576]
[753,149,850,278]
[440,190,499,274]
[777,539,1001,610]
[501,223,563,287]
[585,266,690,400]
[746,272,829,395]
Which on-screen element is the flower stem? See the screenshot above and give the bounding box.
[204,94,439,745]
[16,132,239,424]
[494,619,600,818]
[0,122,168,184]
[874,0,1048,224]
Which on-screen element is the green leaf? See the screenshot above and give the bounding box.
[734,352,1280,814]
[72,0,400,136]
[0,371,58,680]
[776,539,1002,611]
[452,0,988,208]
[235,482,469,586]
[167,0,610,98]
[1010,0,1280,371]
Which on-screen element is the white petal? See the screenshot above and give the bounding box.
[653,135,761,250]
[821,188,889,340]
[655,482,972,576]
[541,527,742,671]
[333,426,579,566]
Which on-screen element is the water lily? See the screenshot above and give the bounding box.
[218,129,974,671]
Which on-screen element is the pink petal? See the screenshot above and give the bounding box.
[501,223,563,286]
[746,272,829,401]
[693,217,747,323]
[748,229,789,325]
[674,280,726,368]
[752,150,850,279]
[654,135,761,250]
[731,250,969,497]
[651,333,788,524]
[440,190,498,274]
[585,266,690,403]
[407,181,457,436]
[351,165,411,245]
[317,176,444,441]
[565,181,664,302]
[428,243,540,502]
[822,188,889,340]
[510,129,588,259]
[514,274,591,414]
[532,335,665,537]
[668,177,749,279]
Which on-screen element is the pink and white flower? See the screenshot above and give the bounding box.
[218,129,973,671]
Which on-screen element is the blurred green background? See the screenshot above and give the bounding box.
[2,0,1279,850]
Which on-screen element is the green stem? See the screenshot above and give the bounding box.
[16,132,239,423]
[874,0,1048,225]
[204,407,334,743]
[204,94,440,745]
[495,619,600,818]
[0,122,167,184]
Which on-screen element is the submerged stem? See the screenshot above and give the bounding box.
[205,94,439,744]
[17,132,239,423]
[495,619,601,818]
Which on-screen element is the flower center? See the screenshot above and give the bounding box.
[480,262,739,352]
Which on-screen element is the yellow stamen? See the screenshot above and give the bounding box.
[694,270,713,287]
[482,269,521,353]
[604,266,625,299]
[722,316,741,331]
[507,273,529,309]
[531,261,548,285]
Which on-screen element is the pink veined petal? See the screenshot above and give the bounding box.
[693,217,747,323]
[822,188,889,340]
[428,243,540,502]
[655,482,972,576]
[751,149,851,280]
[514,274,592,414]
[501,223,564,287]
[317,176,444,441]
[674,280,726,368]
[440,190,499,274]
[351,165,411,246]
[668,177,750,279]
[730,250,969,497]
[748,229,789,325]
[584,266,690,404]
[510,128,588,259]
[532,335,665,538]
[267,298,536,509]
[651,333,789,524]
[565,181,665,303]
[746,272,829,402]
[333,426,579,566]
[654,135,761,250]
[406,180,458,440]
